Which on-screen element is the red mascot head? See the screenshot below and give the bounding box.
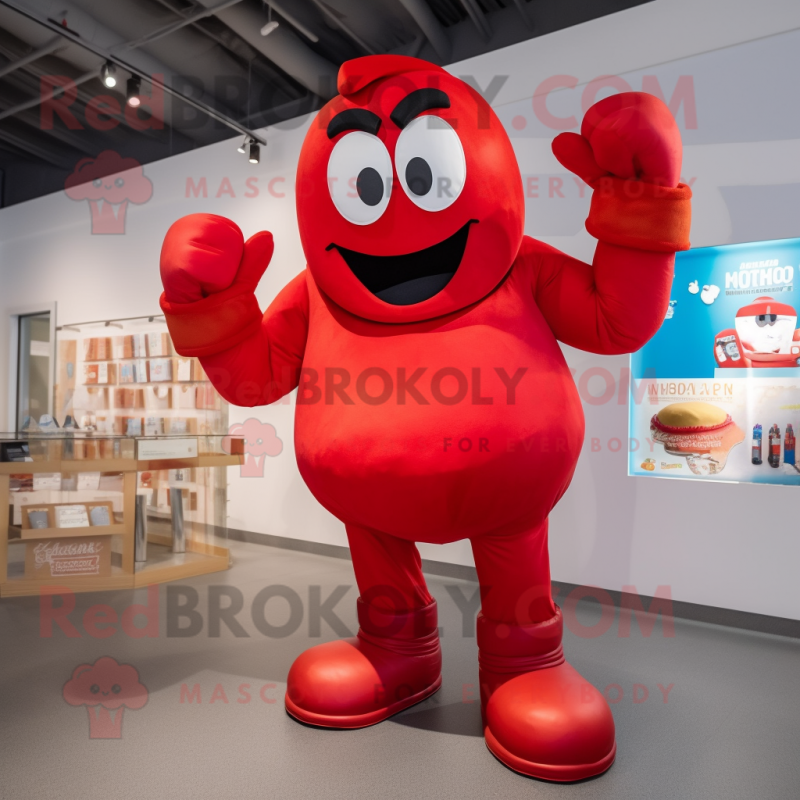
[297,55,524,324]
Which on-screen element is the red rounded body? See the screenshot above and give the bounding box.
[295,258,584,542]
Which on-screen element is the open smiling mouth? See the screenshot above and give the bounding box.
[326,219,477,306]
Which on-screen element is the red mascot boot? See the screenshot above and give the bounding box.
[286,525,442,726]
[286,598,441,728]
[470,520,616,781]
[478,609,616,781]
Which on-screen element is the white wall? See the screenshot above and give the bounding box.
[2,0,799,619]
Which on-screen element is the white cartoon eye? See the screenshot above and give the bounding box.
[395,116,466,212]
[327,131,392,225]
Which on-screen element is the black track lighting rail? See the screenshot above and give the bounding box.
[0,0,268,146]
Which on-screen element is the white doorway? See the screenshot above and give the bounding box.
[7,304,56,432]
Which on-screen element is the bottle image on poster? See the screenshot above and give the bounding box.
[769,424,781,468]
[629,237,800,486]
[785,424,796,465]
[752,424,763,465]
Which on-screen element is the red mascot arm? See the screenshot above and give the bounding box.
[159,214,309,406]
[526,92,691,355]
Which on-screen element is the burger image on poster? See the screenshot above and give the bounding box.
[650,402,745,475]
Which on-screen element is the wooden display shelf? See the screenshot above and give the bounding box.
[1,542,230,596]
[0,459,136,475]
[11,522,126,541]
[0,442,238,598]
[136,454,241,470]
[61,458,138,473]
[146,530,230,559]
[1,545,231,596]
[133,544,230,585]
[0,454,240,475]
[80,380,209,386]
[0,566,134,597]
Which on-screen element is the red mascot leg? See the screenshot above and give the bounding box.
[285,525,441,728]
[472,520,616,782]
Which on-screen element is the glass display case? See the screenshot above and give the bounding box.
[54,314,228,438]
[53,314,231,531]
[0,432,243,597]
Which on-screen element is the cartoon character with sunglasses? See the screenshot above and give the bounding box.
[715,296,800,368]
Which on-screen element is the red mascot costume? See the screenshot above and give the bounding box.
[160,56,691,781]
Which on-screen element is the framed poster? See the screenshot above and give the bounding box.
[629,237,800,484]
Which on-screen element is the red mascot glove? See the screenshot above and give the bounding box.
[552,92,691,252]
[159,213,274,357]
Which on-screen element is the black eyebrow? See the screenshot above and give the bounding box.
[327,108,381,139]
[390,88,450,129]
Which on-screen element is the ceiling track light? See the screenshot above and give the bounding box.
[248,142,260,164]
[101,61,117,88]
[126,75,142,107]
[237,136,249,154]
[261,3,279,36]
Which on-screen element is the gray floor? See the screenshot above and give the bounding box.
[1,540,798,800]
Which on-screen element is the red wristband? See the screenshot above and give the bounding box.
[586,178,692,253]
[160,284,262,357]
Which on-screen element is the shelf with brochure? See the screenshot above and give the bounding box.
[55,314,226,439]
[53,313,230,535]
[0,432,243,597]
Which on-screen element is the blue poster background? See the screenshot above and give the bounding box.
[629,237,800,484]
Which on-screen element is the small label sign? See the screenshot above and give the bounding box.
[137,438,198,460]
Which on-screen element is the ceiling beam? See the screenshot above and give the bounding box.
[0,68,98,122]
[120,0,245,51]
[0,56,192,151]
[0,98,97,155]
[459,0,492,41]
[306,0,376,55]
[0,36,62,78]
[0,126,75,168]
[397,0,451,61]
[266,2,319,43]
[200,0,339,99]
[0,0,267,143]
[147,0,311,97]
[510,0,535,30]
[0,28,178,139]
